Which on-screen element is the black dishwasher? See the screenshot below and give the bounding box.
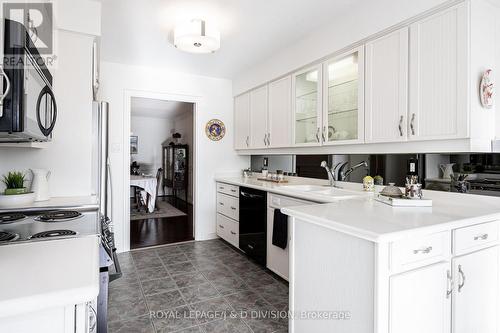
[239,186,267,265]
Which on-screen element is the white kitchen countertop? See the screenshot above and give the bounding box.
[216,175,500,243]
[0,236,100,318]
[0,195,99,213]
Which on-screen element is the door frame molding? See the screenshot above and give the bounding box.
[123,89,200,251]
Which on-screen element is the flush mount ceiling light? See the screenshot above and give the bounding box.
[174,19,220,54]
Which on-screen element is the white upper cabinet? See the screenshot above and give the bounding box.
[365,28,409,143]
[409,3,469,141]
[234,92,250,149]
[292,65,322,146]
[389,262,451,333]
[268,76,292,148]
[322,47,365,145]
[452,246,499,333]
[249,86,269,149]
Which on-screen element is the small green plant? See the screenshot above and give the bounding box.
[2,171,26,195]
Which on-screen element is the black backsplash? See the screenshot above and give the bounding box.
[251,153,500,188]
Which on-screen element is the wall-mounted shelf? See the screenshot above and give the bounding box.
[0,142,49,149]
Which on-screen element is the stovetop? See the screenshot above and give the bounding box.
[0,209,99,245]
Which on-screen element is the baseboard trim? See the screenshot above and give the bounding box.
[195,232,218,241]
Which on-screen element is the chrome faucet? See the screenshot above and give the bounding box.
[338,161,368,181]
[320,161,344,187]
[320,161,335,186]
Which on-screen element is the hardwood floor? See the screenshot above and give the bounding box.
[130,196,194,249]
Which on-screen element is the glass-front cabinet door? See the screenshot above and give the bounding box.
[292,65,322,146]
[322,47,364,144]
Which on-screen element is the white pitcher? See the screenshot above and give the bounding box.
[439,163,455,180]
[30,169,51,201]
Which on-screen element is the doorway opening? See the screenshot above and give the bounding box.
[129,97,194,249]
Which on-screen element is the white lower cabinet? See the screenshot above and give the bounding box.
[0,301,96,333]
[289,218,500,333]
[267,194,315,281]
[452,246,499,333]
[216,182,239,248]
[389,262,451,333]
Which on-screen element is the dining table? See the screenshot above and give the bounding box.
[130,175,158,213]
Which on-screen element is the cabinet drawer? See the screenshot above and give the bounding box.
[216,183,239,197]
[390,231,451,272]
[217,213,239,248]
[453,221,499,255]
[216,192,239,221]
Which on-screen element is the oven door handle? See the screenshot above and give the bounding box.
[0,66,10,117]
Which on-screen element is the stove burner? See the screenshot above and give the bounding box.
[0,231,19,242]
[30,230,77,239]
[0,213,26,224]
[36,211,82,222]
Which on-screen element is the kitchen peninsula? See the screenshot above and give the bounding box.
[216,174,500,333]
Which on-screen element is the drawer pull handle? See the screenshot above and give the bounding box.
[413,246,433,254]
[458,265,466,292]
[231,189,237,193]
[247,244,254,250]
[473,234,488,241]
[230,206,237,210]
[230,231,236,235]
[446,270,453,299]
[219,225,224,229]
[219,202,224,206]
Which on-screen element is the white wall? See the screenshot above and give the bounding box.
[99,61,249,252]
[0,31,95,196]
[130,115,173,178]
[233,0,450,95]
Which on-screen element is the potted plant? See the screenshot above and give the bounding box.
[2,171,27,195]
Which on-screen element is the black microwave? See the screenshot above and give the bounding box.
[0,19,56,142]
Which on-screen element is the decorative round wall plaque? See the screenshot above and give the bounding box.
[480,69,494,109]
[205,119,226,141]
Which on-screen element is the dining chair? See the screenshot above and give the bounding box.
[154,168,163,211]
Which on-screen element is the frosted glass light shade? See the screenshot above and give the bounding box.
[174,19,220,54]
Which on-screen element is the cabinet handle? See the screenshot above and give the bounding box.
[398,115,404,136]
[230,231,236,235]
[246,136,249,147]
[446,270,453,299]
[410,113,416,135]
[315,128,320,142]
[219,202,224,206]
[458,265,466,292]
[247,244,254,250]
[230,189,237,193]
[219,224,224,229]
[473,233,488,241]
[230,206,236,210]
[413,246,432,254]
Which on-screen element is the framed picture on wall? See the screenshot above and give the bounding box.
[130,136,138,154]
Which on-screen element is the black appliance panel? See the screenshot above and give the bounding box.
[239,187,267,265]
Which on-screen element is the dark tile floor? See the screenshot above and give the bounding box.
[109,239,289,333]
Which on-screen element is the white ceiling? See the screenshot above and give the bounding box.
[131,97,193,119]
[100,0,363,79]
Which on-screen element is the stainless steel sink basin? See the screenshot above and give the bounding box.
[281,184,366,199]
